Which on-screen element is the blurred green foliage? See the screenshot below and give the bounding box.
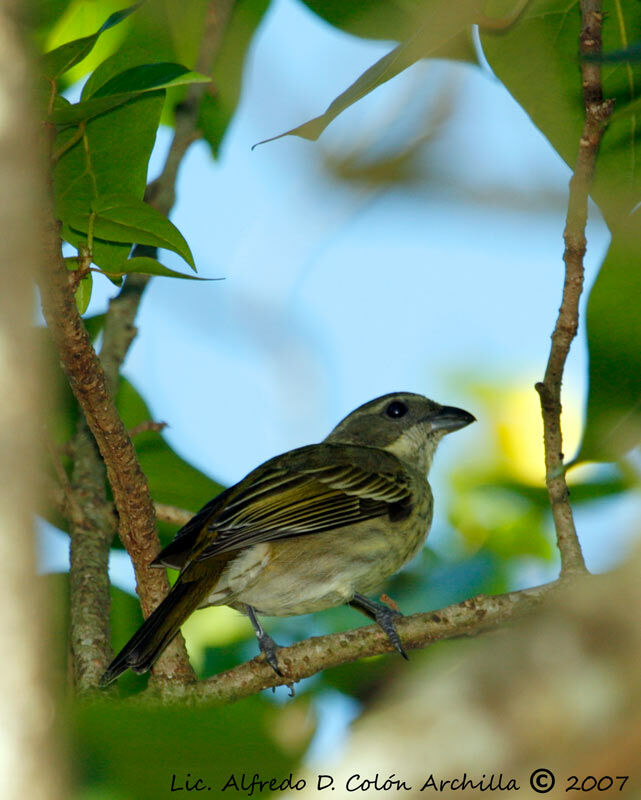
[580,220,641,461]
[68,697,312,800]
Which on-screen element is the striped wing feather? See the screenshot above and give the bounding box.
[192,448,412,562]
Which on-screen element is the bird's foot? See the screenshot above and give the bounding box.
[373,604,408,660]
[246,605,295,693]
[349,593,408,660]
[255,628,283,677]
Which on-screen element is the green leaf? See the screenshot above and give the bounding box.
[81,46,162,99]
[51,64,209,125]
[74,270,93,314]
[255,40,422,145]
[578,222,641,462]
[51,66,209,125]
[481,0,641,227]
[610,92,641,121]
[301,0,425,42]
[255,0,482,146]
[63,224,133,274]
[57,52,171,268]
[111,0,210,76]
[52,94,132,125]
[86,1,268,153]
[67,194,195,270]
[31,0,74,39]
[40,3,141,79]
[106,256,216,280]
[53,92,165,268]
[301,0,478,61]
[65,257,93,314]
[93,62,209,97]
[78,2,210,128]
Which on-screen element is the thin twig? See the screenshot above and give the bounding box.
[535,0,614,575]
[128,420,168,438]
[47,484,190,533]
[154,502,193,527]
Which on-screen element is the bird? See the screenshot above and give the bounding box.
[99,392,475,685]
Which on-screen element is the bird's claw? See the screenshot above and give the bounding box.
[374,605,408,660]
[256,630,283,677]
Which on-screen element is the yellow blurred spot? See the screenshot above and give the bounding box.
[487,382,582,485]
[182,605,249,672]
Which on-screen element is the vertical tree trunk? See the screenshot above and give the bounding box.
[0,4,66,798]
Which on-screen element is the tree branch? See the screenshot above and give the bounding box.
[535,0,613,575]
[67,428,114,688]
[145,581,564,704]
[40,222,194,686]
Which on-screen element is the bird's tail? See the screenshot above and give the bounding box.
[99,578,209,686]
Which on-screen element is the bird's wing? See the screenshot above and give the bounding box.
[185,444,414,564]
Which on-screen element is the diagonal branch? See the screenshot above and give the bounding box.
[535,0,614,575]
[40,219,195,686]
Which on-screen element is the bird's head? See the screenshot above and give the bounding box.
[324,392,475,474]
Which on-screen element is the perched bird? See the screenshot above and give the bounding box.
[100,392,474,685]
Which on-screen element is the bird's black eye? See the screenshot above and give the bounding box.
[385,400,408,419]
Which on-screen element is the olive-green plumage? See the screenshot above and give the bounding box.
[100,392,474,685]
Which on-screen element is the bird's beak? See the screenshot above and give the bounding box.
[428,405,476,433]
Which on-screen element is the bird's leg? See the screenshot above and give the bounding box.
[349,593,408,660]
[246,605,283,676]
